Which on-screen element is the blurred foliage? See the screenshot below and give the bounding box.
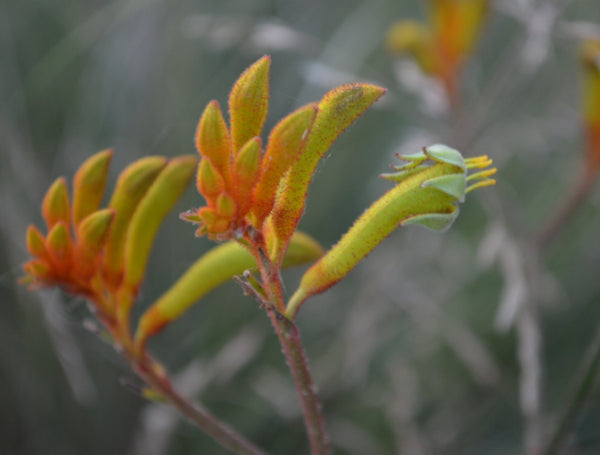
[2,0,600,454]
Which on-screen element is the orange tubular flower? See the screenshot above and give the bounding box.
[23,151,115,303]
[22,150,197,329]
[182,56,387,264]
[386,0,488,99]
[581,39,600,176]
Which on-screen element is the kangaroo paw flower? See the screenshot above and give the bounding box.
[185,55,386,260]
[285,144,496,319]
[22,151,196,325]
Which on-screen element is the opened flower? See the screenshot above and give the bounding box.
[286,144,496,318]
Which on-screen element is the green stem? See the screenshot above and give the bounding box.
[542,324,600,455]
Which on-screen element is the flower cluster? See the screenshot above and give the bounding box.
[181,56,315,240]
[21,56,496,354]
[23,150,115,300]
[182,56,387,265]
[22,150,197,330]
[386,0,488,95]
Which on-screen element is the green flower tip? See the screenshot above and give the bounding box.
[382,143,496,206]
[285,143,496,319]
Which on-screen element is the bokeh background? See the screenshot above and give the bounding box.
[2,0,600,454]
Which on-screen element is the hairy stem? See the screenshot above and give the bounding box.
[265,307,330,455]
[99,291,268,455]
[251,238,330,455]
[542,324,600,455]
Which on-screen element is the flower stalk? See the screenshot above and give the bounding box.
[22,55,496,455]
[541,324,600,455]
[538,39,600,248]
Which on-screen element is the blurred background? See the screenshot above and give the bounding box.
[2,0,600,454]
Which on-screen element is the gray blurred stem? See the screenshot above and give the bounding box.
[542,324,600,455]
[133,356,269,455]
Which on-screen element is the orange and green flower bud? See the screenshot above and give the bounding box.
[195,101,232,187]
[133,230,322,350]
[45,222,72,268]
[270,83,386,260]
[285,144,496,319]
[21,259,52,287]
[216,192,237,219]
[42,177,71,229]
[581,39,600,126]
[197,158,226,201]
[231,137,262,217]
[386,20,439,74]
[198,206,218,225]
[212,217,231,235]
[427,0,487,61]
[229,56,271,153]
[26,225,48,258]
[250,103,318,228]
[122,156,197,293]
[76,209,115,261]
[103,156,167,286]
[454,0,488,56]
[72,149,113,227]
[581,39,600,173]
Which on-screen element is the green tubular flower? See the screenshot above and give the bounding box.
[285,144,496,319]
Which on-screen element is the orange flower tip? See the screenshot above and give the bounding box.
[26,225,47,258]
[18,273,36,286]
[386,19,432,54]
[199,207,218,224]
[216,193,237,218]
[197,158,225,198]
[194,226,208,237]
[229,55,271,152]
[113,156,169,201]
[195,101,232,176]
[233,137,262,182]
[22,260,51,281]
[77,208,115,250]
[580,39,600,69]
[44,224,72,267]
[72,149,114,226]
[42,177,71,229]
[74,149,114,187]
[180,210,203,224]
[212,218,231,234]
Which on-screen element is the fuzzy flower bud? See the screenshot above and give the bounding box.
[285,144,496,319]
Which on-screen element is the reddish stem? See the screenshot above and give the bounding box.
[264,307,330,455]
[91,291,268,455]
[248,234,330,455]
